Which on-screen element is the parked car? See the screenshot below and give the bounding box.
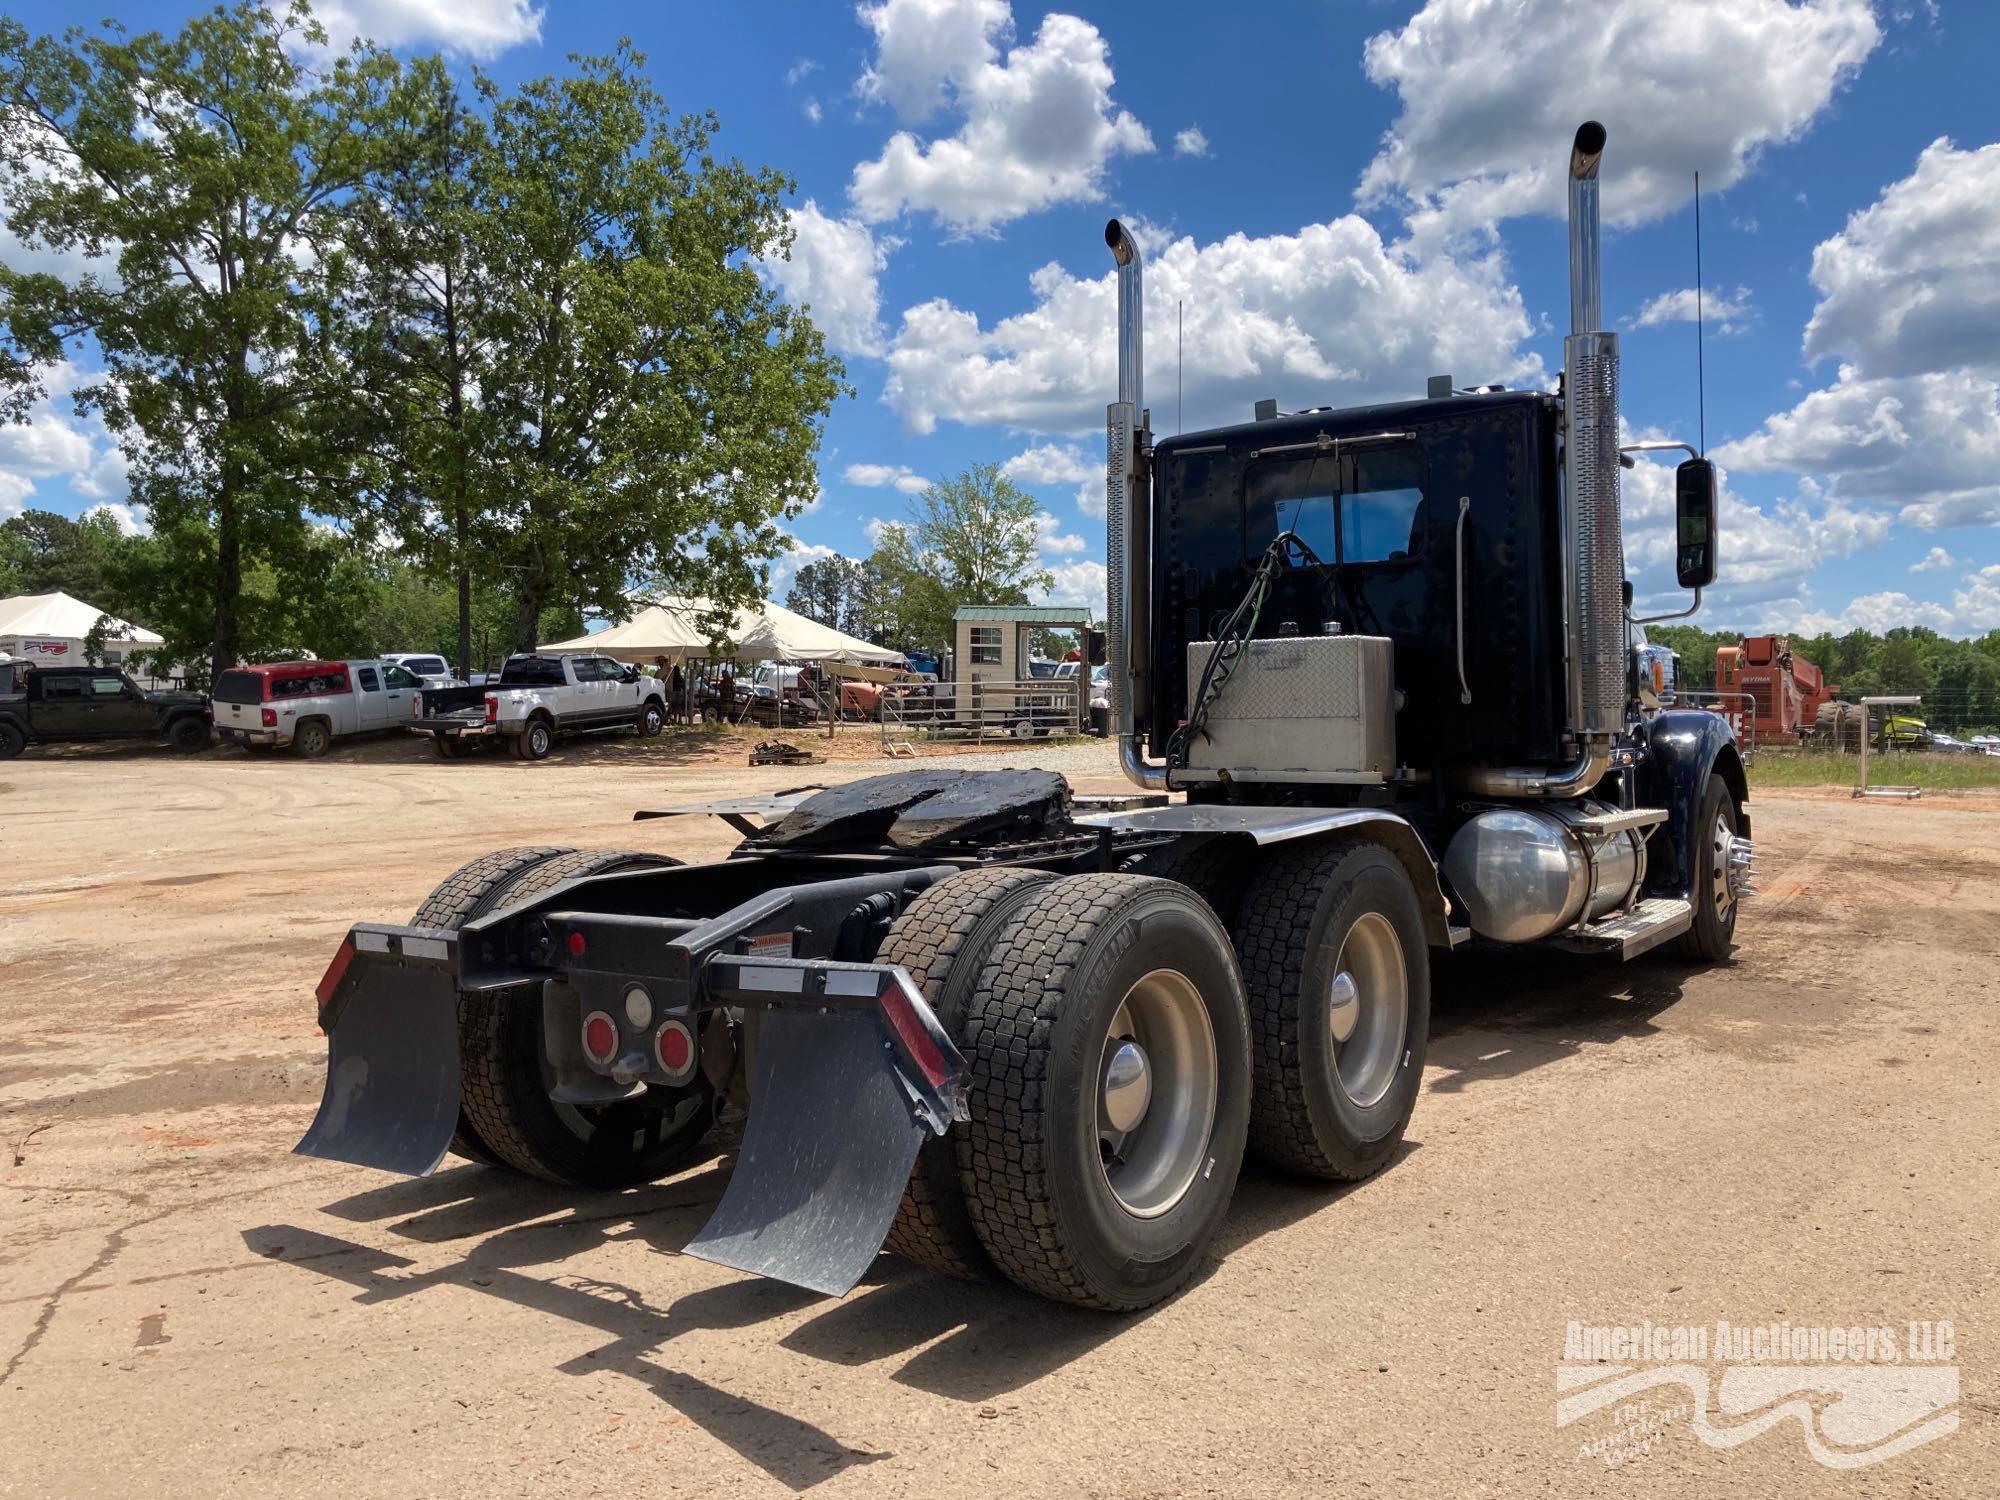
[212,659,424,757]
[382,652,463,689]
[413,651,667,760]
[0,661,211,758]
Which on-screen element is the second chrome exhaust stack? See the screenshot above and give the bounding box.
[1105,219,1165,791]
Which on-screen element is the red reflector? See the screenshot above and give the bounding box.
[315,936,356,1012]
[878,978,951,1090]
[566,930,587,958]
[261,707,277,728]
[582,1013,617,1064]
[656,1021,693,1074]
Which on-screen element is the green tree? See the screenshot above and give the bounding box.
[865,521,955,652]
[346,60,499,678]
[908,461,1053,610]
[0,506,135,605]
[0,4,415,678]
[470,46,844,650]
[1877,632,1931,696]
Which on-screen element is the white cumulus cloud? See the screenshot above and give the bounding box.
[759,199,896,359]
[844,461,931,495]
[1631,285,1755,335]
[850,1,1151,233]
[1720,138,2000,533]
[1801,138,2000,378]
[310,0,543,58]
[1173,125,1210,159]
[884,218,1543,437]
[1358,0,1879,242]
[1910,546,1955,574]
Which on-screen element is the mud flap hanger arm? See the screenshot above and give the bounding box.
[705,953,968,1134]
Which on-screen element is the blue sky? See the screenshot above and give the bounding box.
[5,0,1998,635]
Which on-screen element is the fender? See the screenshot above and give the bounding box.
[1638,709,1750,898]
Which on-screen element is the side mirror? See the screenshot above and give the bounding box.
[1674,458,1718,589]
[622,664,640,683]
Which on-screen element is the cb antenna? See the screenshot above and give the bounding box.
[1177,298,1184,435]
[1694,169,1706,455]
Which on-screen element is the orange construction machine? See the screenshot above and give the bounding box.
[1715,635,1837,745]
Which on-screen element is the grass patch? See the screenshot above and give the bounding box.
[1748,749,2000,790]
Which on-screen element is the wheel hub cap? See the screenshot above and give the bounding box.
[1100,1041,1152,1133]
[1330,913,1408,1110]
[1327,971,1361,1043]
[1096,972,1218,1220]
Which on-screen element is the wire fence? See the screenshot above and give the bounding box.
[881,676,1087,749]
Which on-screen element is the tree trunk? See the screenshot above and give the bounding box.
[209,465,242,683]
[513,564,542,655]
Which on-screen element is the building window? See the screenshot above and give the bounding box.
[969,626,1002,665]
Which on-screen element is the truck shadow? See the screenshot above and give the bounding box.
[1424,947,1702,1092]
[251,1141,1397,1483]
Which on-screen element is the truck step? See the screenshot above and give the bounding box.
[1549,896,1692,958]
[1565,807,1670,836]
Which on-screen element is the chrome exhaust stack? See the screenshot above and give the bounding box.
[1564,121,1625,745]
[1105,219,1166,791]
[1457,122,1621,800]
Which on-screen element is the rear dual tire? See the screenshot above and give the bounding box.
[1234,839,1430,1180]
[883,870,1252,1311]
[410,846,711,1185]
[513,717,554,760]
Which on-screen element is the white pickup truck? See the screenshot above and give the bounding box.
[413,651,667,760]
[212,659,424,757]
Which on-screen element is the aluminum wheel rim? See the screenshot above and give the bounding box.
[1709,812,1735,917]
[1096,969,1218,1220]
[1329,913,1407,1110]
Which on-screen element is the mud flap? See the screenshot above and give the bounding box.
[295,932,463,1178]
[685,1005,929,1297]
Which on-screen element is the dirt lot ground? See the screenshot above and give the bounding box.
[2,737,1995,1497]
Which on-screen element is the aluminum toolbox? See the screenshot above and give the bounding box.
[1177,634,1396,784]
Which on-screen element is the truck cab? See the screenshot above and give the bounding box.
[0,663,211,757]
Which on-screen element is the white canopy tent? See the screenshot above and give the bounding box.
[0,590,164,668]
[542,595,903,667]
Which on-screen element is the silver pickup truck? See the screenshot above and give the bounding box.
[412,651,667,760]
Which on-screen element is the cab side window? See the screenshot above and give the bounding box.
[43,675,85,700]
[382,664,419,689]
[357,667,381,692]
[89,675,128,696]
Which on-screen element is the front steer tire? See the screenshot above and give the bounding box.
[875,866,1060,1279]
[1674,777,1743,963]
[455,848,713,1189]
[959,874,1252,1311]
[1234,838,1430,1181]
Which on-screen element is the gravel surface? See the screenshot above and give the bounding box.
[1,748,1994,1497]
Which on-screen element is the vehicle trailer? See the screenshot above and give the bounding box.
[297,124,1756,1311]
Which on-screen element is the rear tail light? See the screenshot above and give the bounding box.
[484,693,498,724]
[654,1018,697,1081]
[261,707,277,728]
[581,1011,618,1066]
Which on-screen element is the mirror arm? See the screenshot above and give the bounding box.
[1627,587,1703,626]
[1619,440,1700,467]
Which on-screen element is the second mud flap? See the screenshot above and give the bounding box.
[294,926,464,1179]
[684,1003,933,1298]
